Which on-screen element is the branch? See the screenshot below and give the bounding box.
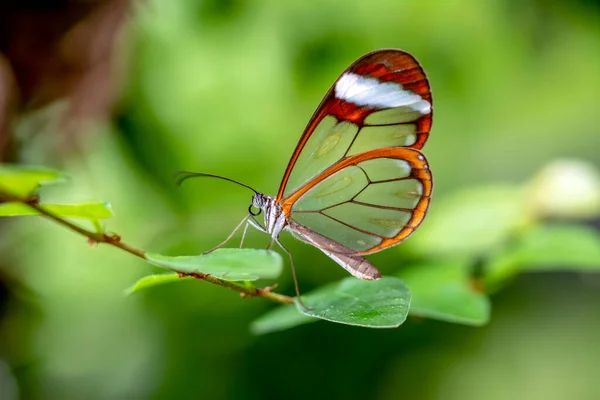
[0,189,295,305]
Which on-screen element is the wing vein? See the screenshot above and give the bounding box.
[351,200,417,213]
[319,211,386,239]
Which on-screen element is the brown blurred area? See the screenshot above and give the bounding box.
[0,0,131,162]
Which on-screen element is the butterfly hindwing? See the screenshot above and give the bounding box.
[282,147,432,255]
[288,219,383,279]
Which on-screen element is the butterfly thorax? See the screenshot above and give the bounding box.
[252,193,287,238]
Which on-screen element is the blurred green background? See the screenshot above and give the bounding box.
[1,0,600,399]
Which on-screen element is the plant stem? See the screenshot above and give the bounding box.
[0,189,295,305]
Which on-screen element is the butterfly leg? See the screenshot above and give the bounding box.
[247,218,312,309]
[240,214,271,248]
[247,216,267,233]
[247,216,275,250]
[203,215,250,255]
[246,215,278,250]
[273,238,313,311]
[238,221,250,248]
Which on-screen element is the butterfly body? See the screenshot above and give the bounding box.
[251,193,286,238]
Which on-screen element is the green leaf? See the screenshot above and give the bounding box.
[296,277,411,328]
[410,185,523,257]
[125,273,194,295]
[251,277,412,333]
[515,225,600,271]
[0,202,113,219]
[250,304,317,335]
[492,225,600,275]
[400,260,491,326]
[0,165,63,197]
[145,248,283,281]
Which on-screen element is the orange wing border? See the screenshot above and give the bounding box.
[281,147,433,255]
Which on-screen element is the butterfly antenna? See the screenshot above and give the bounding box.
[174,171,259,194]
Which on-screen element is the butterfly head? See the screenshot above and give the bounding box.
[250,192,280,218]
[249,193,268,216]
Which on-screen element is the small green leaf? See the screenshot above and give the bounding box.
[48,203,113,219]
[250,304,317,335]
[296,277,411,328]
[0,203,38,216]
[400,260,491,326]
[0,165,63,197]
[145,248,283,281]
[0,202,113,219]
[516,225,600,271]
[125,273,193,295]
[410,185,523,257]
[486,225,600,280]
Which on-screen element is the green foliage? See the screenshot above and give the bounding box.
[411,185,523,257]
[125,273,192,295]
[0,202,113,219]
[295,277,411,327]
[400,260,490,326]
[145,249,283,281]
[4,1,600,396]
[507,225,600,271]
[486,225,600,289]
[0,165,112,231]
[0,165,63,197]
[251,303,318,335]
[251,260,492,333]
[2,161,600,335]
[252,277,411,333]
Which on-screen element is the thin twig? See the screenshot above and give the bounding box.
[0,188,295,305]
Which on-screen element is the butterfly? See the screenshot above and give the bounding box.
[177,49,433,305]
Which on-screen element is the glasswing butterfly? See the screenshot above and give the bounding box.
[178,49,433,306]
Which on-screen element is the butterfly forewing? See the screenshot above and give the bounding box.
[277,49,433,200]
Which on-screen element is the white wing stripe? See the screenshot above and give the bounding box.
[335,72,431,113]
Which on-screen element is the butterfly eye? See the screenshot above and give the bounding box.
[248,204,262,216]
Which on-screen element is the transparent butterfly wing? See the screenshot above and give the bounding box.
[288,219,382,279]
[282,147,432,256]
[277,49,433,201]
